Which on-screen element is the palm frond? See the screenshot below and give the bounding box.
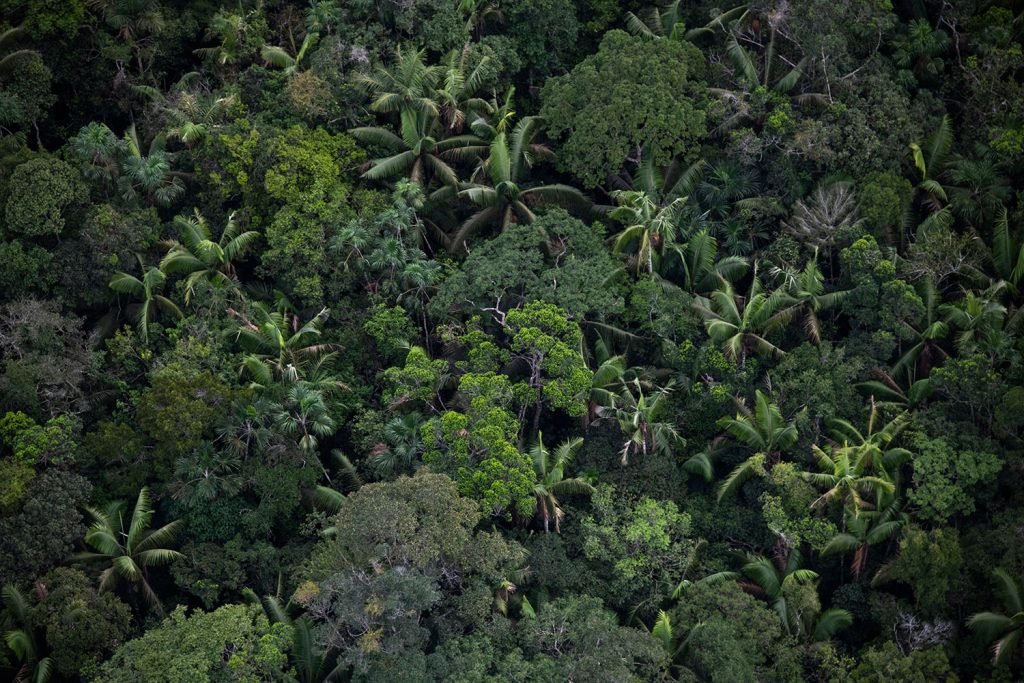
[717,455,763,501]
[813,608,853,642]
[261,45,296,69]
[726,36,758,85]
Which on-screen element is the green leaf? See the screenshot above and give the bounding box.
[261,44,296,70]
[813,608,853,642]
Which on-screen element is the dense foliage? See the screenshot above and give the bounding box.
[1,1,1024,680]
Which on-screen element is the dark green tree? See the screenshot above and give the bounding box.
[540,30,707,188]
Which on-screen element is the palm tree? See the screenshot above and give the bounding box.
[119,124,185,207]
[134,73,237,147]
[350,109,479,186]
[75,487,182,614]
[983,207,1024,289]
[598,378,684,465]
[581,348,628,429]
[613,154,706,205]
[69,122,123,188]
[248,593,345,683]
[194,8,261,67]
[697,160,760,222]
[715,390,798,501]
[170,447,244,507]
[609,189,690,276]
[824,407,913,482]
[968,569,1024,668]
[217,397,288,460]
[609,155,745,290]
[856,369,933,411]
[312,450,364,518]
[88,0,165,78]
[624,0,688,41]
[649,610,704,680]
[369,412,425,476]
[665,229,749,294]
[0,25,39,78]
[529,434,595,533]
[89,0,165,44]
[2,585,52,683]
[272,383,337,455]
[909,115,954,220]
[708,12,827,133]
[693,266,789,367]
[892,279,949,382]
[108,257,184,342]
[822,501,906,578]
[891,18,949,83]
[945,146,1010,228]
[782,183,863,263]
[304,1,342,35]
[737,548,814,635]
[626,2,748,42]
[261,32,318,77]
[771,252,850,344]
[435,46,493,134]
[941,286,1008,355]
[802,443,896,515]
[807,608,855,644]
[458,0,504,38]
[463,106,548,180]
[160,209,260,304]
[450,117,588,251]
[232,304,334,387]
[358,45,443,117]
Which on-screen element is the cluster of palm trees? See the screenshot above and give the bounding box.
[109,208,260,340]
[691,256,849,368]
[690,380,1024,665]
[109,206,349,483]
[347,46,589,252]
[710,391,910,530]
[654,393,903,646]
[70,122,187,208]
[230,300,345,457]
